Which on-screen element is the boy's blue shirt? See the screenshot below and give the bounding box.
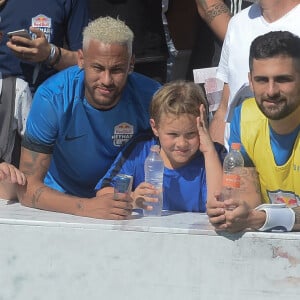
[96,131,226,212]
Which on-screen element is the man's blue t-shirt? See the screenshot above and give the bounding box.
[23,66,161,197]
[0,0,89,90]
[96,132,226,212]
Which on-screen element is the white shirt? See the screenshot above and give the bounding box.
[216,3,300,146]
[0,73,32,136]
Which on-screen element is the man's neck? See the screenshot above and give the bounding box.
[261,0,300,23]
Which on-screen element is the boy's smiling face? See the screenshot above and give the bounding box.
[150,113,200,169]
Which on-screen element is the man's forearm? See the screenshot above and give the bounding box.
[18,183,88,216]
[17,147,87,217]
[247,206,300,232]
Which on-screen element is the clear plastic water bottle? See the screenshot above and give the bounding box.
[220,142,244,209]
[144,144,164,216]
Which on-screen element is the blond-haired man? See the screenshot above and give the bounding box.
[17,17,161,220]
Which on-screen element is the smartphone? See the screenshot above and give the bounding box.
[7,29,31,40]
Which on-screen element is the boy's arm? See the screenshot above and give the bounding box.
[197,104,223,205]
[195,0,231,41]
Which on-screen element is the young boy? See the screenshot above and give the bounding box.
[0,162,26,199]
[96,80,226,212]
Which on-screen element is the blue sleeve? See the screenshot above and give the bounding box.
[95,143,137,191]
[65,0,89,50]
[229,104,254,167]
[95,133,154,191]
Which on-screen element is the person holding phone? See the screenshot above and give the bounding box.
[0,0,89,166]
[0,0,89,92]
[7,29,32,40]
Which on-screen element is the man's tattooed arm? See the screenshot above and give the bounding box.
[206,3,231,23]
[18,148,52,207]
[195,0,231,40]
[31,186,48,208]
[238,167,262,208]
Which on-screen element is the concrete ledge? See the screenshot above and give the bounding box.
[1,200,300,300]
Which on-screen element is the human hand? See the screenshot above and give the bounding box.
[206,193,227,230]
[0,162,26,185]
[197,104,215,154]
[207,192,258,232]
[85,192,133,220]
[6,26,51,63]
[132,182,159,211]
[222,198,264,233]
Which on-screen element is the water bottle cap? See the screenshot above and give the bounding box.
[231,143,241,150]
[150,145,160,153]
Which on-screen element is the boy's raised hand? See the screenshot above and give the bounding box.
[197,104,215,153]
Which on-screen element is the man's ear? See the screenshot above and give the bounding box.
[77,49,84,68]
[248,72,254,92]
[150,119,159,137]
[129,54,135,73]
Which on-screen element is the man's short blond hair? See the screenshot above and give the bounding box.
[82,16,134,54]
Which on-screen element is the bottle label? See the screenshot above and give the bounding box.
[223,173,241,188]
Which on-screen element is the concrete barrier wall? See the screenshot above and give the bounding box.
[1,200,300,300]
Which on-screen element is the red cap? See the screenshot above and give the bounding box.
[231,143,241,150]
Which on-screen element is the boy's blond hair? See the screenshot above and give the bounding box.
[150,80,208,125]
[83,16,134,54]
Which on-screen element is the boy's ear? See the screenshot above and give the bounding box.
[150,119,159,137]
